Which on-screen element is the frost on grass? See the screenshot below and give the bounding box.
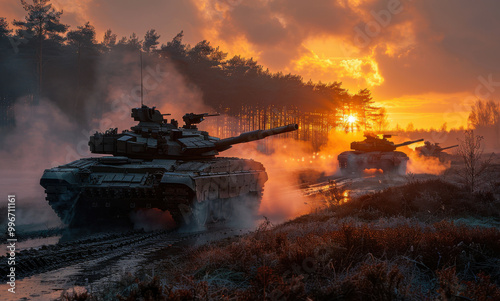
[63,179,500,300]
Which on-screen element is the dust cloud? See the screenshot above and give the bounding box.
[407,151,450,175]
[0,54,208,229]
[88,53,211,133]
[220,130,367,223]
[218,130,457,224]
[0,99,80,229]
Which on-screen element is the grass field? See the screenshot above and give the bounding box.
[62,173,500,300]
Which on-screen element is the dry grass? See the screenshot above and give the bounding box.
[335,179,500,222]
[63,179,500,300]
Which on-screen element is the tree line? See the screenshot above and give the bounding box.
[0,0,385,134]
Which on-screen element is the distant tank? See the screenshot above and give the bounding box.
[416,141,458,160]
[40,105,298,227]
[338,134,423,175]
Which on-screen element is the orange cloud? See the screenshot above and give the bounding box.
[291,52,384,89]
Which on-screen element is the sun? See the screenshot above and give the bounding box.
[347,115,357,123]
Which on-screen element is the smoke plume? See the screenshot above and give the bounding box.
[0,52,208,229]
[0,99,82,229]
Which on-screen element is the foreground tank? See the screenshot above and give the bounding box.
[40,105,298,227]
[338,134,423,175]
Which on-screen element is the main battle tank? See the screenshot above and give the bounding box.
[416,141,458,159]
[338,134,423,175]
[40,105,298,227]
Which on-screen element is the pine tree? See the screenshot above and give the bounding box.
[67,22,97,112]
[143,29,160,53]
[101,29,117,51]
[13,0,68,102]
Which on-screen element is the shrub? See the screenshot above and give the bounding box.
[335,179,500,220]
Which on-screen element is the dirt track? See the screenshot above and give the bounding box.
[0,225,250,300]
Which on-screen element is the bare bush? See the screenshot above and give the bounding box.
[457,130,492,193]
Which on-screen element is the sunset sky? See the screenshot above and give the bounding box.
[2,0,499,129]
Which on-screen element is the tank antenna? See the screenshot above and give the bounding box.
[140,50,144,106]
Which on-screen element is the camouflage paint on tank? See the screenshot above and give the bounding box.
[40,105,297,227]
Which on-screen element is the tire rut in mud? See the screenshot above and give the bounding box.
[0,229,207,281]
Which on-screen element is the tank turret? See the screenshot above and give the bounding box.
[338,134,423,175]
[350,134,423,152]
[41,104,298,228]
[89,105,297,159]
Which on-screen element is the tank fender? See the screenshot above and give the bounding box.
[40,169,79,186]
[160,173,196,191]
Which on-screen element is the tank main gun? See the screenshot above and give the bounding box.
[393,138,424,148]
[183,113,220,128]
[440,145,458,151]
[215,124,299,151]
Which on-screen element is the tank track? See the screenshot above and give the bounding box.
[0,229,209,280]
[44,184,261,227]
[41,157,266,227]
[44,183,193,227]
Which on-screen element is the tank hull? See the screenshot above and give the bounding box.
[40,157,267,227]
[337,151,408,175]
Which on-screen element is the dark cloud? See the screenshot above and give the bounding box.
[372,43,473,98]
[0,0,26,22]
[417,0,500,72]
[207,0,363,69]
[0,0,204,45]
[85,0,203,44]
[268,0,360,35]
[205,0,500,100]
[229,3,289,46]
[368,0,500,99]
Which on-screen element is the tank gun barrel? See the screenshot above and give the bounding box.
[394,138,424,148]
[215,124,298,151]
[440,145,459,151]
